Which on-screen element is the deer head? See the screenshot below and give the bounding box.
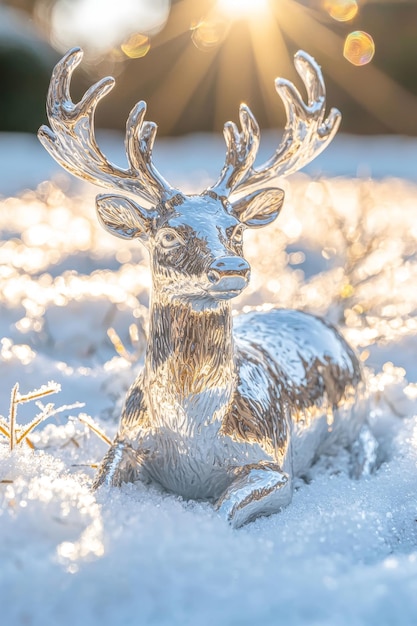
[38,48,340,305]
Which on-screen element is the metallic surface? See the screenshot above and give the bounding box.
[39,48,375,527]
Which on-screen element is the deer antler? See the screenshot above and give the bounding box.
[38,48,177,205]
[211,50,341,198]
[209,104,260,198]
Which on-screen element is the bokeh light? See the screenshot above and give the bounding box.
[324,0,358,22]
[191,18,229,51]
[4,171,417,367]
[344,31,375,66]
[121,33,151,59]
[49,0,170,57]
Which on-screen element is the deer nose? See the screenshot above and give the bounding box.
[207,256,251,285]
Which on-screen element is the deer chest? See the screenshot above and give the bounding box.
[139,418,271,501]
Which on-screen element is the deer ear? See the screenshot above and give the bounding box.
[231,188,285,228]
[95,194,155,240]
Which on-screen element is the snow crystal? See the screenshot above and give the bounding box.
[1,133,417,625]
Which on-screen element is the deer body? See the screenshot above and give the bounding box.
[113,306,365,502]
[93,195,367,527]
[39,48,376,526]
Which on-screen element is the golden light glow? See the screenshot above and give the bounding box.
[218,0,270,19]
[121,33,151,58]
[245,5,293,128]
[344,31,375,66]
[191,18,229,50]
[324,0,358,22]
[49,0,170,57]
[191,0,271,53]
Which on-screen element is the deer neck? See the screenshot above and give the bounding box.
[144,293,236,428]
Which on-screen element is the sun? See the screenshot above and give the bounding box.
[217,0,271,20]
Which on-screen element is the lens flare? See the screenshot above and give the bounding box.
[344,31,375,66]
[50,0,170,58]
[121,33,151,59]
[191,19,229,50]
[324,0,358,22]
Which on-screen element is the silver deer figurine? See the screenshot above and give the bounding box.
[39,48,377,527]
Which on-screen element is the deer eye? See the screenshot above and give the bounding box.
[158,229,184,249]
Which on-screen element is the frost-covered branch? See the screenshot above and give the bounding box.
[0,381,84,451]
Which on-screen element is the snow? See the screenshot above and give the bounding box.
[1,131,417,625]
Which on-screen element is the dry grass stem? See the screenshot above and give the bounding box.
[107,327,134,362]
[9,383,18,451]
[1,382,84,451]
[17,383,61,404]
[107,323,144,363]
[77,414,112,446]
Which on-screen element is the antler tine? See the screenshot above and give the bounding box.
[125,101,174,199]
[230,51,341,196]
[47,46,82,113]
[38,48,176,205]
[209,103,260,197]
[293,50,325,109]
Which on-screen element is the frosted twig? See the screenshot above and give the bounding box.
[0,417,10,439]
[107,323,144,363]
[1,382,84,451]
[129,323,140,348]
[107,327,134,362]
[17,382,61,404]
[0,416,34,448]
[9,383,18,451]
[15,401,85,445]
[77,414,112,446]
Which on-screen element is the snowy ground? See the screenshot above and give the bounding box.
[1,132,417,625]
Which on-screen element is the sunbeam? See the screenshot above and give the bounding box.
[33,0,417,136]
[276,0,417,134]
[246,12,293,128]
[217,0,271,20]
[149,36,222,134]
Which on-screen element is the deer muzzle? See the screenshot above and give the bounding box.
[207,256,251,297]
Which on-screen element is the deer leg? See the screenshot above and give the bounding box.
[92,439,142,489]
[350,423,379,479]
[215,462,293,528]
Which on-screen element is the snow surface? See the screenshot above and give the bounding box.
[1,132,417,626]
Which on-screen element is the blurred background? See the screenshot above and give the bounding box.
[1,0,417,136]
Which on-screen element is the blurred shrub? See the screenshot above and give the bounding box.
[1,0,417,135]
[0,6,58,133]
[0,46,54,133]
